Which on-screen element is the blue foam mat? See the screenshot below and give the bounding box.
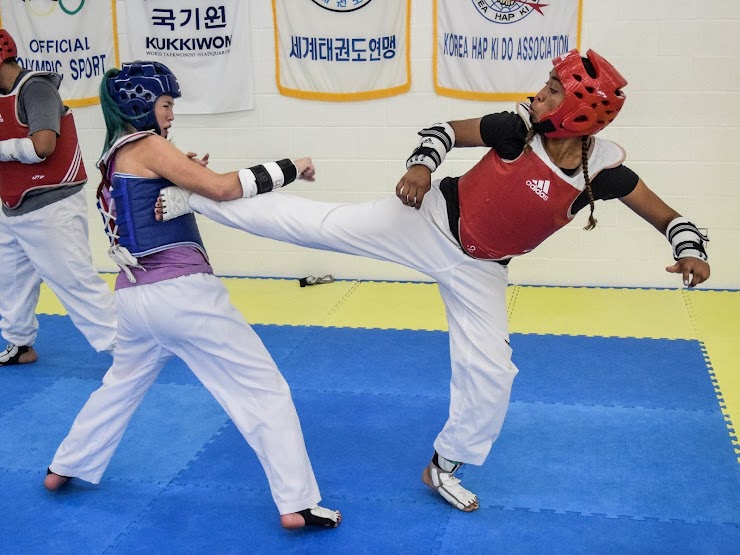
[0,468,164,554]
[467,402,739,524]
[9,315,113,379]
[172,392,445,500]
[270,326,716,413]
[113,490,446,555]
[510,334,717,411]
[440,507,740,555]
[1,315,737,552]
[0,374,55,416]
[24,319,714,411]
[0,378,228,479]
[274,325,452,398]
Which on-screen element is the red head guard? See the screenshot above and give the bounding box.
[0,28,18,65]
[536,49,627,138]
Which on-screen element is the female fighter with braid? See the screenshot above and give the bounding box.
[44,61,340,530]
[157,50,710,513]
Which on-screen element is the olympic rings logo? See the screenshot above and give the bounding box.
[22,0,86,17]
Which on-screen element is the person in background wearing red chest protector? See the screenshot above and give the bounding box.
[0,28,116,367]
[157,49,710,513]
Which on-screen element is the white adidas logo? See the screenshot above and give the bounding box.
[0,112,4,123]
[526,179,550,200]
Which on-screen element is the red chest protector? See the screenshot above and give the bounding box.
[0,72,87,209]
[458,135,625,260]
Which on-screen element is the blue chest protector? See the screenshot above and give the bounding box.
[110,173,206,258]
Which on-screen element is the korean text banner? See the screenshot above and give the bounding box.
[0,0,119,107]
[435,0,582,101]
[273,0,410,101]
[125,0,253,114]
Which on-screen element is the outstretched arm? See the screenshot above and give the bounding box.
[620,179,710,287]
[131,135,314,202]
[153,148,315,221]
[396,118,486,209]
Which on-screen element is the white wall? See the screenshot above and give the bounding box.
[77,0,739,288]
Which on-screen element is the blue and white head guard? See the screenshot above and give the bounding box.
[107,61,181,134]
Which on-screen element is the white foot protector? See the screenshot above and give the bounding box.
[424,460,479,512]
[160,186,193,221]
[298,505,342,527]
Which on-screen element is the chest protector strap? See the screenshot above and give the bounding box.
[97,133,207,281]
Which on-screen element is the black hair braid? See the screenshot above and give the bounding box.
[522,127,536,153]
[581,136,597,230]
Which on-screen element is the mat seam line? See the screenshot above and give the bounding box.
[478,505,740,527]
[324,280,362,323]
[507,284,520,322]
[682,289,740,464]
[102,423,231,554]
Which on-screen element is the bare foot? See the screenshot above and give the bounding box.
[18,346,38,364]
[44,470,70,491]
[422,464,434,488]
[281,513,307,529]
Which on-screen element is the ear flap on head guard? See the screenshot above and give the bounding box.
[0,28,18,64]
[107,61,181,132]
[534,49,627,139]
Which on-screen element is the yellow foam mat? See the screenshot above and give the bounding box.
[38,274,116,316]
[702,338,740,462]
[508,286,695,339]
[324,281,447,330]
[312,281,516,330]
[221,277,358,326]
[684,290,740,341]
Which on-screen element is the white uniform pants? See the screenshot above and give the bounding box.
[190,185,519,465]
[0,190,116,351]
[49,273,321,514]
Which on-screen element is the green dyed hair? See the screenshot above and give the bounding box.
[99,67,135,157]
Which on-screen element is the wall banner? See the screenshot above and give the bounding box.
[0,0,119,107]
[126,0,253,114]
[434,0,582,101]
[273,0,410,101]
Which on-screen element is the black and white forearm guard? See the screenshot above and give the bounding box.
[238,159,297,198]
[406,122,455,173]
[666,217,709,261]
